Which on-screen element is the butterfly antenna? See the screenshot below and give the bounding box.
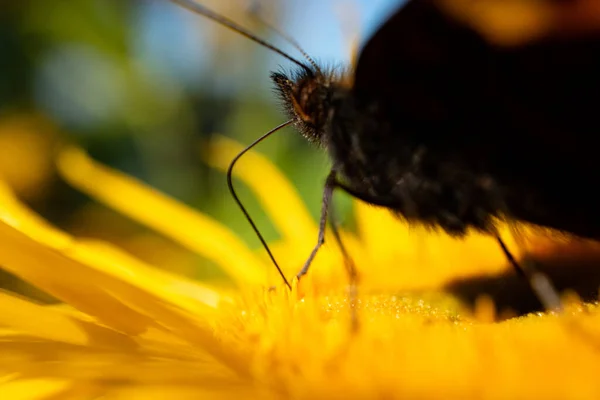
[247,1,322,74]
[169,0,312,74]
[227,120,294,289]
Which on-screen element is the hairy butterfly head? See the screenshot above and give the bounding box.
[271,66,342,147]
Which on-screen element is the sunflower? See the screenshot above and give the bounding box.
[0,135,599,399]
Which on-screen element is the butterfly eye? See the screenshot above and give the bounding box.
[290,94,315,125]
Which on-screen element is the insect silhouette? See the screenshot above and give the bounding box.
[170,0,600,312]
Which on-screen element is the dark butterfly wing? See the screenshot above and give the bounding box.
[353,0,489,141]
[351,0,600,239]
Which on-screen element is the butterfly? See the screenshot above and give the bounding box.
[171,0,600,312]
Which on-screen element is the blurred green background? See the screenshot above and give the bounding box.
[0,0,384,290]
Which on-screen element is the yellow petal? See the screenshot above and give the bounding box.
[56,146,267,287]
[0,378,71,400]
[0,291,134,348]
[0,182,252,375]
[0,114,55,199]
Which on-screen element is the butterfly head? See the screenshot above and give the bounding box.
[271,66,338,147]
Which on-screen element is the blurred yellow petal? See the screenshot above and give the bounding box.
[437,0,554,46]
[0,182,251,376]
[0,378,71,400]
[0,114,56,200]
[437,0,600,47]
[56,146,267,287]
[0,291,134,347]
[0,180,223,312]
[67,204,200,278]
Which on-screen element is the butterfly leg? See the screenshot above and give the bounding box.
[296,170,338,279]
[493,229,563,312]
[484,179,564,313]
[327,205,359,286]
[296,169,360,330]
